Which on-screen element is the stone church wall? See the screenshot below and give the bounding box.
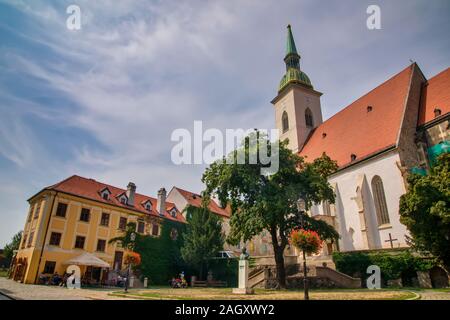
[328,149,409,252]
[396,64,428,177]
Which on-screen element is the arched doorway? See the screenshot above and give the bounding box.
[429,266,449,288]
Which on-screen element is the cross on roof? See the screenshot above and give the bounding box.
[385,233,398,249]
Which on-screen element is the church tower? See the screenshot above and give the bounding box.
[271,25,323,152]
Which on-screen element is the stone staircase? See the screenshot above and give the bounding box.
[248,256,360,289]
[248,265,267,288]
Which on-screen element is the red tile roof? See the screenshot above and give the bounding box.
[42,175,185,223]
[299,64,414,168]
[173,187,231,218]
[418,67,450,126]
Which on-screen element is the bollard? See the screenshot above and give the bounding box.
[144,277,148,288]
[129,276,134,288]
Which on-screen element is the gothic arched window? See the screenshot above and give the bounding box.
[282,111,289,133]
[371,175,390,225]
[305,108,314,127]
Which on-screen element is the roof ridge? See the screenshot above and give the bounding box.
[46,174,80,190]
[426,66,450,83]
[49,175,180,206]
[174,186,201,195]
[318,63,414,127]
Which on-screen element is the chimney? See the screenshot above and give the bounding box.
[126,182,136,206]
[157,188,166,216]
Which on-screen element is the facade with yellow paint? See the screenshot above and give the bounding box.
[11,175,185,284]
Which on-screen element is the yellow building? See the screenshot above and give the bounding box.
[11,175,184,284]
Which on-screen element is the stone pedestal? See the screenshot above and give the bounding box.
[233,260,254,295]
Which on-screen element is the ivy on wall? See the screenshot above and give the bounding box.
[134,220,187,285]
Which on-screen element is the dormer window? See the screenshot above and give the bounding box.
[351,154,357,161]
[118,194,128,205]
[170,208,177,218]
[100,188,111,201]
[143,201,152,211]
[322,133,327,139]
[367,106,373,112]
[434,108,442,117]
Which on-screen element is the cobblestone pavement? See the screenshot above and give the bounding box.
[0,277,132,300]
[2,277,449,300]
[414,290,450,300]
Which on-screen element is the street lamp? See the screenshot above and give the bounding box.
[124,232,136,293]
[296,198,309,300]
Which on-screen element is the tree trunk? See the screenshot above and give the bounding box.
[270,227,287,289]
[274,246,287,289]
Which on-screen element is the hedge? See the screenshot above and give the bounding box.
[332,250,437,283]
[207,258,238,287]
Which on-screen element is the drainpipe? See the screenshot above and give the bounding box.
[34,191,58,284]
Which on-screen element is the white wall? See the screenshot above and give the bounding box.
[326,150,410,251]
[166,188,189,218]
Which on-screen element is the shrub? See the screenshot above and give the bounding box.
[332,250,438,284]
[207,258,238,287]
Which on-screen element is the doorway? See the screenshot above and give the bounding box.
[113,251,124,271]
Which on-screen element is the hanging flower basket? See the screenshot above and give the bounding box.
[290,229,323,254]
[124,251,141,266]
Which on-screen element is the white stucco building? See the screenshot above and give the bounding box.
[272,25,449,257]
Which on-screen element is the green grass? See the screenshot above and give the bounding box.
[109,287,419,300]
[0,269,9,277]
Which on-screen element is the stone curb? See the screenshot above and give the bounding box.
[0,290,16,300]
[405,291,421,300]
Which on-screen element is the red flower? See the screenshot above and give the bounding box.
[290,229,322,254]
[124,251,141,266]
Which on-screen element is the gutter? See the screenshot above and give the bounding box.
[31,189,186,224]
[417,112,450,130]
[329,145,397,177]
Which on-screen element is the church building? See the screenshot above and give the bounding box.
[272,25,449,255]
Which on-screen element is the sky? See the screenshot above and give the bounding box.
[0,0,449,246]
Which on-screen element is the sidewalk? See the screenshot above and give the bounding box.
[0,277,132,300]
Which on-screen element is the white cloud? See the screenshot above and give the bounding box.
[0,0,449,245]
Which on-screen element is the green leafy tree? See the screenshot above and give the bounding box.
[399,153,450,272]
[181,205,224,280]
[4,231,22,266]
[202,133,339,288]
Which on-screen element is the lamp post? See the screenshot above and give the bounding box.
[124,232,136,293]
[297,198,309,300]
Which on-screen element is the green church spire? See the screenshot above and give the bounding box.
[278,24,313,93]
[285,24,298,56]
